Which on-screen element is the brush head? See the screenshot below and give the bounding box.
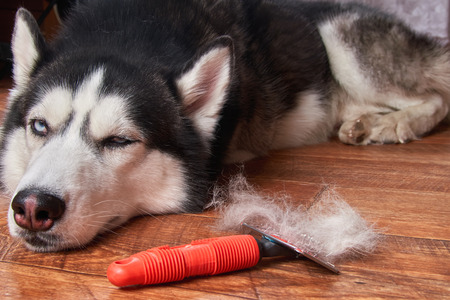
[244,223,340,273]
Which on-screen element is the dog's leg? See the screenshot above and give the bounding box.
[338,94,449,145]
[319,10,450,145]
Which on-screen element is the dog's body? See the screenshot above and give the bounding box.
[1,0,449,251]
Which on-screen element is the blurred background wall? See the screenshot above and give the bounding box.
[313,0,449,40]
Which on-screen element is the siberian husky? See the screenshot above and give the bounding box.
[1,0,449,251]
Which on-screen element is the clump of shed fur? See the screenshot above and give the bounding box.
[209,173,380,263]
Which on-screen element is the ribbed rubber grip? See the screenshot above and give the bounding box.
[107,235,260,287]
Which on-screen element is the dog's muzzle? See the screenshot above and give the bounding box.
[11,189,65,232]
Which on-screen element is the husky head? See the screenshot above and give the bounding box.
[0,9,234,251]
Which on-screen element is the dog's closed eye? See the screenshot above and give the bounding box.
[101,136,137,149]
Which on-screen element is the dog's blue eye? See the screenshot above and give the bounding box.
[30,119,49,137]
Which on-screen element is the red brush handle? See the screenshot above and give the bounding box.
[107,235,261,287]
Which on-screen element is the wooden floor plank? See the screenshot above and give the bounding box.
[243,153,449,193]
[0,261,257,300]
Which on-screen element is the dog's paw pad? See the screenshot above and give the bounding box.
[350,119,367,143]
[339,118,371,145]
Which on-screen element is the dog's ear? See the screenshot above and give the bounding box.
[11,8,46,91]
[176,37,234,142]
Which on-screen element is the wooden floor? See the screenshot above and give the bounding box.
[0,77,449,299]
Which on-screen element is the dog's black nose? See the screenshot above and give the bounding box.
[11,189,65,232]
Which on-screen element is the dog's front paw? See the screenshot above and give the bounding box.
[339,113,418,145]
[368,116,417,144]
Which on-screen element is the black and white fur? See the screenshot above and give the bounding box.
[1,0,449,251]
